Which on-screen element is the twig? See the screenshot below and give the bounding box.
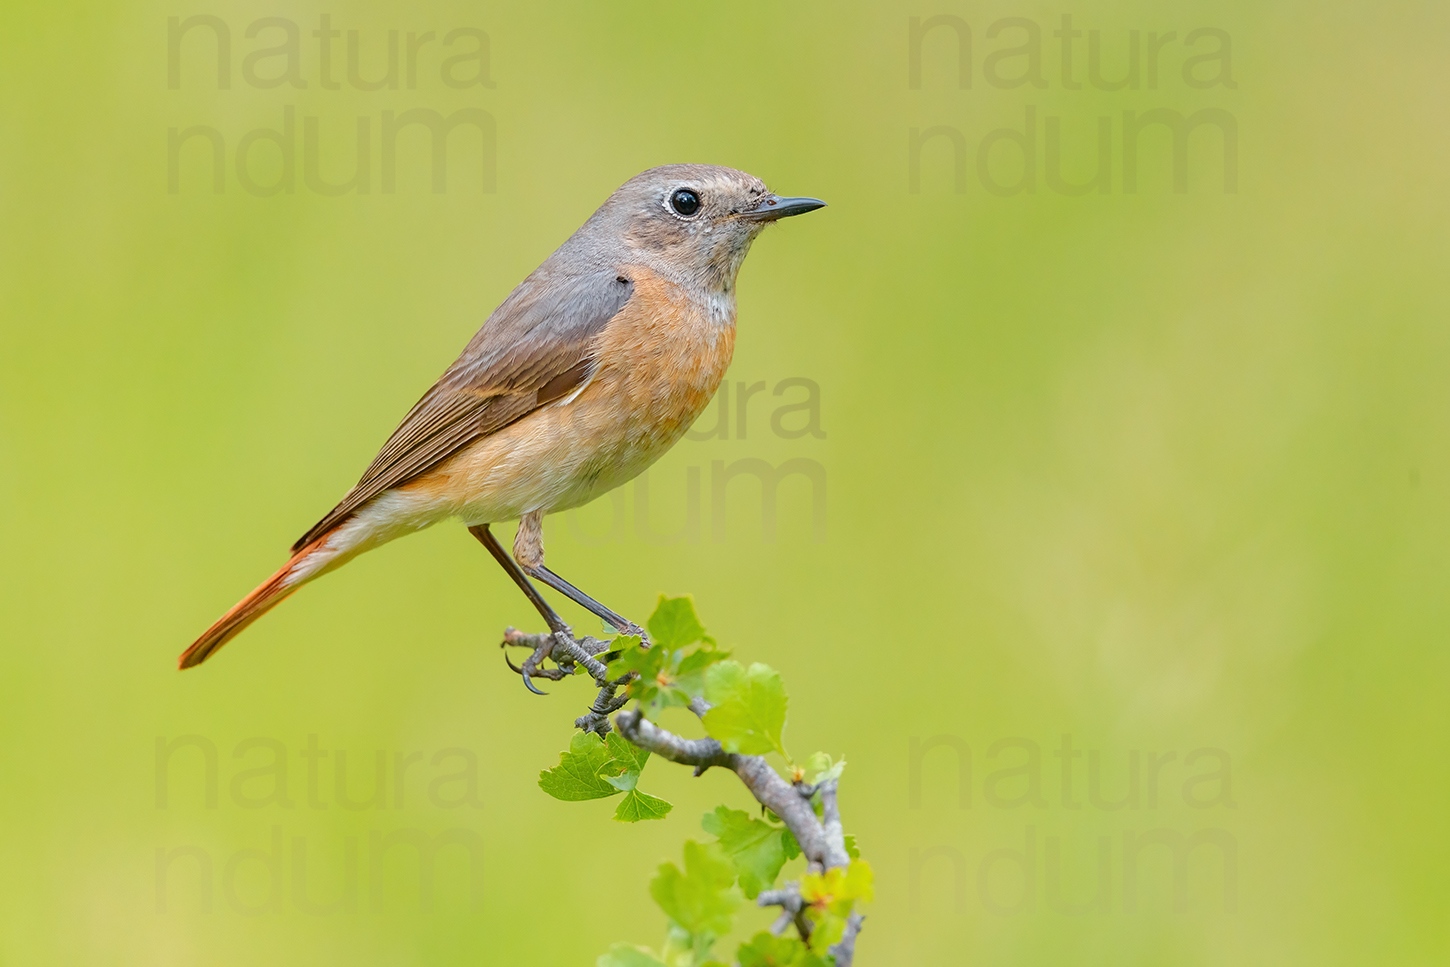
[614,711,851,872]
[611,688,863,962]
[829,912,866,967]
[757,884,812,943]
[511,623,866,963]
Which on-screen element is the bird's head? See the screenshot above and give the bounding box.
[579,164,825,295]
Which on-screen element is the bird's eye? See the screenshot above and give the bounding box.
[669,188,701,217]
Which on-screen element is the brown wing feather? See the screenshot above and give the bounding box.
[292,269,634,550]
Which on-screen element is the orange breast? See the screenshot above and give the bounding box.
[542,265,735,504]
[596,267,736,436]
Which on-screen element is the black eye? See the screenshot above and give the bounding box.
[670,188,700,216]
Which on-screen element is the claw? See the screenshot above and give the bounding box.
[502,652,549,694]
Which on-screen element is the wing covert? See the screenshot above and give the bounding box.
[292,269,634,550]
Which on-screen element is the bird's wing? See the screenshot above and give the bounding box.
[292,269,635,550]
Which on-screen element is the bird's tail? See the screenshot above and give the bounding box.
[178,535,330,669]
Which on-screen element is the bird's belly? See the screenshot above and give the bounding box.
[547,383,710,512]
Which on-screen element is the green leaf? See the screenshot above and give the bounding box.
[604,637,660,706]
[672,644,730,698]
[596,944,669,967]
[701,806,792,899]
[607,637,689,717]
[649,840,742,942]
[601,732,643,793]
[614,788,674,822]
[782,828,802,861]
[843,834,859,859]
[800,861,874,953]
[604,771,638,792]
[736,932,827,967]
[538,732,623,801]
[801,860,875,910]
[648,595,708,649]
[608,631,730,717]
[806,910,849,955]
[606,731,651,776]
[702,661,788,757]
[801,752,846,786]
[538,732,672,819]
[605,635,655,680]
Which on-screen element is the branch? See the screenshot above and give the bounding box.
[615,711,851,872]
[509,606,865,964]
[829,912,866,967]
[819,779,846,862]
[757,883,812,943]
[612,685,861,964]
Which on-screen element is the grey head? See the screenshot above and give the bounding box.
[548,164,825,297]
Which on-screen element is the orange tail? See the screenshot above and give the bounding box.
[179,538,325,669]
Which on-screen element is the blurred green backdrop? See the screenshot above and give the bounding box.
[2,0,1447,963]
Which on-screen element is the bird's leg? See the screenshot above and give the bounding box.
[508,512,639,734]
[470,523,567,635]
[513,511,650,643]
[525,565,650,642]
[466,521,603,695]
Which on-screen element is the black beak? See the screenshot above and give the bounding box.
[739,194,827,221]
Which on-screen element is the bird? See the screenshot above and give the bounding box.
[179,163,825,692]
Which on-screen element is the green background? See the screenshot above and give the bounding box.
[2,0,1446,963]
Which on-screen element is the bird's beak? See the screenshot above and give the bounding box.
[738,194,827,221]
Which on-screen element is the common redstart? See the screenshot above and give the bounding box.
[180,164,825,691]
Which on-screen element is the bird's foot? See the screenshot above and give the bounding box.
[574,683,634,736]
[500,627,638,735]
[501,626,614,694]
